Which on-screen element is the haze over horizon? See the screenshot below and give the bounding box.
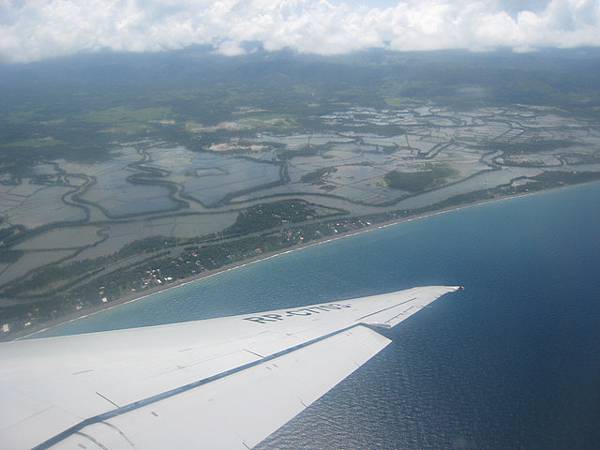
[1,0,600,64]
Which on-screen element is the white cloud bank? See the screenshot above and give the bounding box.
[0,0,599,63]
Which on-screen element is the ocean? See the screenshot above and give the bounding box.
[40,183,600,449]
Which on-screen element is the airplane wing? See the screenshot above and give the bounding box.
[0,285,461,449]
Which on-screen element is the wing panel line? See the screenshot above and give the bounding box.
[354,297,417,321]
[33,322,370,450]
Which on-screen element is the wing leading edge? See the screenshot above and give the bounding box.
[0,285,461,449]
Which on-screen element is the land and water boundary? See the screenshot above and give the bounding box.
[4,93,600,340]
[9,178,599,342]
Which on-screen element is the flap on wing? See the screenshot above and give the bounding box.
[52,326,390,450]
[358,285,461,328]
[0,285,461,449]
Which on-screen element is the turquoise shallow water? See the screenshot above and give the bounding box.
[42,183,600,449]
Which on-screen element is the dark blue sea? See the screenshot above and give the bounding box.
[42,183,600,449]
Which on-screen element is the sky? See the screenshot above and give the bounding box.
[0,0,599,63]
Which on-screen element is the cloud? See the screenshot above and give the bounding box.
[0,0,599,63]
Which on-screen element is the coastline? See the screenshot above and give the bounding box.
[11,180,598,341]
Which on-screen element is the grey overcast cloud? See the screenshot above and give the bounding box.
[0,0,599,63]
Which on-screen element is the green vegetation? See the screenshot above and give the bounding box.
[300,167,337,184]
[487,140,574,154]
[83,106,173,124]
[384,97,404,107]
[384,164,457,192]
[225,200,329,236]
[6,109,45,124]
[1,137,63,148]
[530,170,600,186]
[81,106,174,133]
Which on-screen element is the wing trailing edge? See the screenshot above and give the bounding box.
[0,285,462,449]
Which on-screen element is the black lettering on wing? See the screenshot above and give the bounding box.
[286,310,312,316]
[244,317,272,324]
[263,314,284,321]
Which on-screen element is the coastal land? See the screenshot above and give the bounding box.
[2,49,600,339]
[9,179,600,341]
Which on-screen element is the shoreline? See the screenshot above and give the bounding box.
[12,180,598,340]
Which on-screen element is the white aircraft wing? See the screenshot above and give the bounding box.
[0,285,461,449]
